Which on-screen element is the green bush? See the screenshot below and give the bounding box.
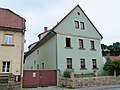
[63,71,71,78]
[103,60,120,76]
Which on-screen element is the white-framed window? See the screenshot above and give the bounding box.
[42,63,45,69]
[67,58,72,69]
[37,64,39,69]
[37,50,39,54]
[2,62,10,73]
[4,34,13,44]
[80,58,86,69]
[80,22,85,30]
[90,40,95,50]
[34,60,36,64]
[65,37,71,47]
[92,59,97,69]
[74,20,79,29]
[79,39,84,48]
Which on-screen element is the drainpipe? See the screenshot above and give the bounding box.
[55,34,58,70]
[20,29,26,85]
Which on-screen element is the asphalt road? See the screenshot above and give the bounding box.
[22,84,120,90]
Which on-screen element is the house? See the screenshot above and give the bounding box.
[0,8,26,81]
[103,56,120,64]
[24,5,103,87]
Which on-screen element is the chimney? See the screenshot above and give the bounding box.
[44,27,48,32]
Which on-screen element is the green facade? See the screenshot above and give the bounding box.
[24,5,104,76]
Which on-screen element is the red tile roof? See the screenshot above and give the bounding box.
[0,8,26,30]
[104,56,120,60]
[110,56,120,60]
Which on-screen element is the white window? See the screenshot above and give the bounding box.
[79,39,84,48]
[65,37,71,47]
[80,22,85,30]
[90,40,95,50]
[67,58,72,69]
[74,20,79,29]
[4,34,13,44]
[42,63,45,69]
[2,62,10,73]
[37,64,39,69]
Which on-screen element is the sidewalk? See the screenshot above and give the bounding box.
[79,84,120,90]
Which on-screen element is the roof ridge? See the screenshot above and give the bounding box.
[0,7,26,21]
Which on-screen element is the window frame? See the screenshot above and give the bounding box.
[2,61,10,73]
[79,39,84,49]
[74,20,79,29]
[37,64,39,69]
[80,58,86,69]
[67,58,72,69]
[4,34,13,45]
[90,40,95,50]
[65,37,72,48]
[92,59,97,69]
[37,50,39,54]
[42,63,45,69]
[80,21,85,30]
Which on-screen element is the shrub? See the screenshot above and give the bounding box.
[63,70,71,78]
[103,60,120,76]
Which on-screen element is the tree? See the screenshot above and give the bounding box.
[103,60,120,76]
[101,42,120,56]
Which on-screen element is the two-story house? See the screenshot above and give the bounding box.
[24,5,103,86]
[0,8,26,81]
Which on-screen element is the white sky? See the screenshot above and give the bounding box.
[0,0,120,51]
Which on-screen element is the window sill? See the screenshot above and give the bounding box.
[90,49,96,51]
[81,29,85,30]
[78,48,85,50]
[80,68,87,70]
[75,27,79,29]
[65,47,73,49]
[1,44,15,47]
[66,68,74,72]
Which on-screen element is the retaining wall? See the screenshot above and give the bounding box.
[58,76,120,88]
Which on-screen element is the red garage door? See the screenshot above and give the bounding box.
[23,70,57,87]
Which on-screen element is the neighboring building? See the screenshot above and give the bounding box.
[24,5,103,77]
[103,56,120,64]
[0,8,26,81]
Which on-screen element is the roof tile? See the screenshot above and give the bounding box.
[0,8,25,30]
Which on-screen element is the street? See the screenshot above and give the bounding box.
[22,84,120,90]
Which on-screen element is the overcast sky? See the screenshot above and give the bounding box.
[0,0,120,51]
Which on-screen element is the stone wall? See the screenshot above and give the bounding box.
[0,82,21,90]
[58,76,120,88]
[0,75,21,90]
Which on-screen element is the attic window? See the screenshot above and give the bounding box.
[77,12,80,15]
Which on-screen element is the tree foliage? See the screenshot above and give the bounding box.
[103,60,120,76]
[101,42,120,56]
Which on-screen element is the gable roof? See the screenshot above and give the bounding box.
[26,4,103,57]
[0,8,26,30]
[51,4,103,39]
[25,30,56,57]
